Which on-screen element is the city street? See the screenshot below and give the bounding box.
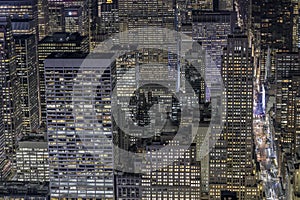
[254,85,283,200]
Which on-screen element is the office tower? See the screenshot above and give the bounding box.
[192,11,236,67]
[250,0,294,82]
[287,75,300,155]
[291,0,299,51]
[45,53,114,199]
[275,52,300,152]
[38,32,89,125]
[209,30,258,199]
[48,4,65,33]
[98,0,119,42]
[16,133,49,182]
[13,34,39,133]
[118,0,175,43]
[118,0,175,30]
[64,6,84,34]
[192,10,236,125]
[0,0,38,20]
[0,17,23,154]
[192,10,236,70]
[48,0,90,37]
[11,18,39,133]
[0,86,11,181]
[38,0,50,40]
[113,47,202,198]
[0,2,40,133]
[141,142,201,199]
[0,0,38,38]
[298,3,300,49]
[275,52,300,149]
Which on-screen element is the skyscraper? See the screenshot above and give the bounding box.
[192,10,236,101]
[118,0,175,43]
[0,0,40,134]
[0,0,41,134]
[209,29,259,199]
[14,33,39,133]
[0,85,11,181]
[0,0,38,39]
[38,32,89,125]
[287,75,300,155]
[37,0,50,40]
[275,52,300,150]
[0,17,23,155]
[16,133,49,182]
[250,0,294,82]
[0,0,38,20]
[45,52,114,199]
[48,0,90,38]
[98,0,119,42]
[141,142,201,199]
[64,6,84,34]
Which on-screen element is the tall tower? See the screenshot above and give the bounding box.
[38,32,89,125]
[0,0,39,39]
[13,19,40,133]
[0,87,11,181]
[48,0,90,37]
[250,0,294,82]
[209,29,259,199]
[37,0,50,40]
[44,52,115,199]
[0,17,23,156]
[118,0,175,44]
[275,52,300,150]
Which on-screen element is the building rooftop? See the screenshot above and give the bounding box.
[40,32,87,43]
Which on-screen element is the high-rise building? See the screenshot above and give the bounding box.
[48,4,65,33]
[275,52,300,149]
[10,18,38,135]
[287,75,300,155]
[16,133,49,182]
[64,6,84,34]
[14,34,39,133]
[0,17,23,155]
[250,0,294,82]
[141,142,201,199]
[0,0,38,20]
[48,0,90,37]
[98,0,119,42]
[192,10,236,101]
[209,29,259,199]
[45,52,114,199]
[38,0,50,40]
[0,0,38,38]
[0,1,41,135]
[38,32,89,125]
[0,86,11,181]
[118,0,175,43]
